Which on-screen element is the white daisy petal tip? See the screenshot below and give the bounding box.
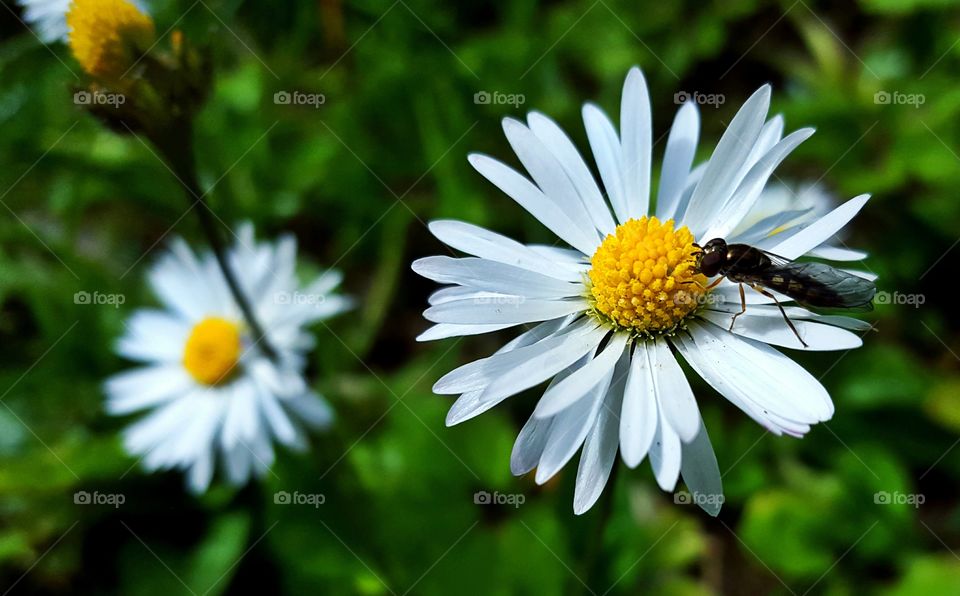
[501,116,526,136]
[624,65,646,87]
[410,257,432,275]
[677,421,724,516]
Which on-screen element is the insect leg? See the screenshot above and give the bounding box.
[749,284,808,348]
[705,277,725,290]
[728,283,747,331]
[679,276,726,290]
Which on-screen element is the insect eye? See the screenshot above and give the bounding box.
[700,251,723,276]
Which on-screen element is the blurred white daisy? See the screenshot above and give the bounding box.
[16,0,148,44]
[106,223,350,493]
[413,67,875,515]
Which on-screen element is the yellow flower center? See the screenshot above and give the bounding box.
[588,216,707,336]
[183,317,242,386]
[67,0,155,80]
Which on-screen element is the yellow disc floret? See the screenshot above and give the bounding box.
[588,216,707,336]
[67,0,155,80]
[183,317,242,386]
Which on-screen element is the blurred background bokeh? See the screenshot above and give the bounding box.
[0,0,958,593]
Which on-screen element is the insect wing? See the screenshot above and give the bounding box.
[757,249,794,268]
[760,261,876,310]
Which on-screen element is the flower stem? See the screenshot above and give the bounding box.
[157,123,281,363]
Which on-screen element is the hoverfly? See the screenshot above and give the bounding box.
[691,238,876,348]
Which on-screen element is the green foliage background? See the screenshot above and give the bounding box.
[0,0,958,593]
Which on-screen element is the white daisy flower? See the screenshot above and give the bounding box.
[16,0,148,43]
[105,223,350,493]
[413,67,875,515]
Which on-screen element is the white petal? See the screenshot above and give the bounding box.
[744,114,784,171]
[710,283,780,306]
[534,333,629,418]
[510,351,592,474]
[527,112,616,235]
[417,323,514,342]
[424,296,588,326]
[648,404,682,491]
[573,353,628,515]
[650,337,700,442]
[679,419,723,517]
[105,365,192,415]
[770,194,870,259]
[656,102,700,220]
[476,326,609,403]
[502,118,601,244]
[428,287,535,306]
[528,245,589,267]
[535,370,612,484]
[412,256,583,298]
[19,0,71,42]
[116,309,190,364]
[445,319,574,425]
[619,343,658,468]
[221,382,258,450]
[284,392,334,430]
[255,389,299,447]
[169,396,222,475]
[148,238,221,320]
[222,438,252,484]
[124,395,197,458]
[427,220,581,281]
[432,318,599,395]
[672,332,797,436]
[187,449,215,494]
[702,128,815,240]
[468,154,597,255]
[706,301,873,331]
[730,208,812,244]
[682,85,771,236]
[677,322,833,428]
[583,103,628,222]
[620,67,652,218]
[511,414,553,475]
[807,245,868,261]
[671,162,706,222]
[700,309,863,351]
[305,269,344,296]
